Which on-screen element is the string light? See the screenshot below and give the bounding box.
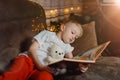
[30,0,83,26]
[31,16,46,33]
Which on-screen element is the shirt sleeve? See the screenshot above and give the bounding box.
[34,30,49,45]
[65,44,74,53]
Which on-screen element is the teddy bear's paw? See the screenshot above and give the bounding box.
[53,68,67,76]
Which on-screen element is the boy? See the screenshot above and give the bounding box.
[28,19,89,80]
[0,19,89,80]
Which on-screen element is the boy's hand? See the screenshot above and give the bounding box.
[78,63,90,73]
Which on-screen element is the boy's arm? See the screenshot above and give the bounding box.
[28,40,54,73]
[65,52,73,58]
[28,40,42,69]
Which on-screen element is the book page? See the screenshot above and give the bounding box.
[73,46,101,60]
[74,41,110,61]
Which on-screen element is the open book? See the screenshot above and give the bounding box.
[48,41,111,66]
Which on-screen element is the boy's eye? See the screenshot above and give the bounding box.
[71,32,74,34]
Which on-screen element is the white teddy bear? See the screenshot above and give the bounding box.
[47,44,65,64]
[47,44,67,75]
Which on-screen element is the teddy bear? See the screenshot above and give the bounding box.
[47,44,65,64]
[46,44,67,75]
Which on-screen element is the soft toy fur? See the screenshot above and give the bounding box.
[47,44,65,64]
[47,44,67,75]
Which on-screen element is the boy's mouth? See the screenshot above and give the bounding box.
[69,38,73,43]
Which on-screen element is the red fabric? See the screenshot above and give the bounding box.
[29,70,53,80]
[0,56,33,80]
[0,56,53,80]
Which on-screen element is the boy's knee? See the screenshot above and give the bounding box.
[30,71,53,80]
[40,71,53,80]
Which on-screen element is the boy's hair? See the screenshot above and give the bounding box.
[62,18,81,24]
[62,19,83,37]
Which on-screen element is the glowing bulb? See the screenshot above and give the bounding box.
[70,7,74,11]
[77,7,80,10]
[64,8,69,14]
[50,10,54,14]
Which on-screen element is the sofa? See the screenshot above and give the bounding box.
[0,0,120,80]
[0,0,46,73]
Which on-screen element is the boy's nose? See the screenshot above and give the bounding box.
[71,37,75,42]
[72,36,75,40]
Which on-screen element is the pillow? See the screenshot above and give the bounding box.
[71,21,98,56]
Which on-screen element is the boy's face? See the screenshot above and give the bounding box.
[61,23,82,44]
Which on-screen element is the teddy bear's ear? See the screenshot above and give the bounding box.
[51,44,58,51]
[51,44,63,53]
[50,44,57,52]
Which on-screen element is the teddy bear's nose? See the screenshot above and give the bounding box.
[59,53,61,55]
[59,53,64,55]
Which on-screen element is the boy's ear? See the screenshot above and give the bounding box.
[60,24,65,31]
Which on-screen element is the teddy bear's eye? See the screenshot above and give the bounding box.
[55,51,57,53]
[59,53,61,55]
